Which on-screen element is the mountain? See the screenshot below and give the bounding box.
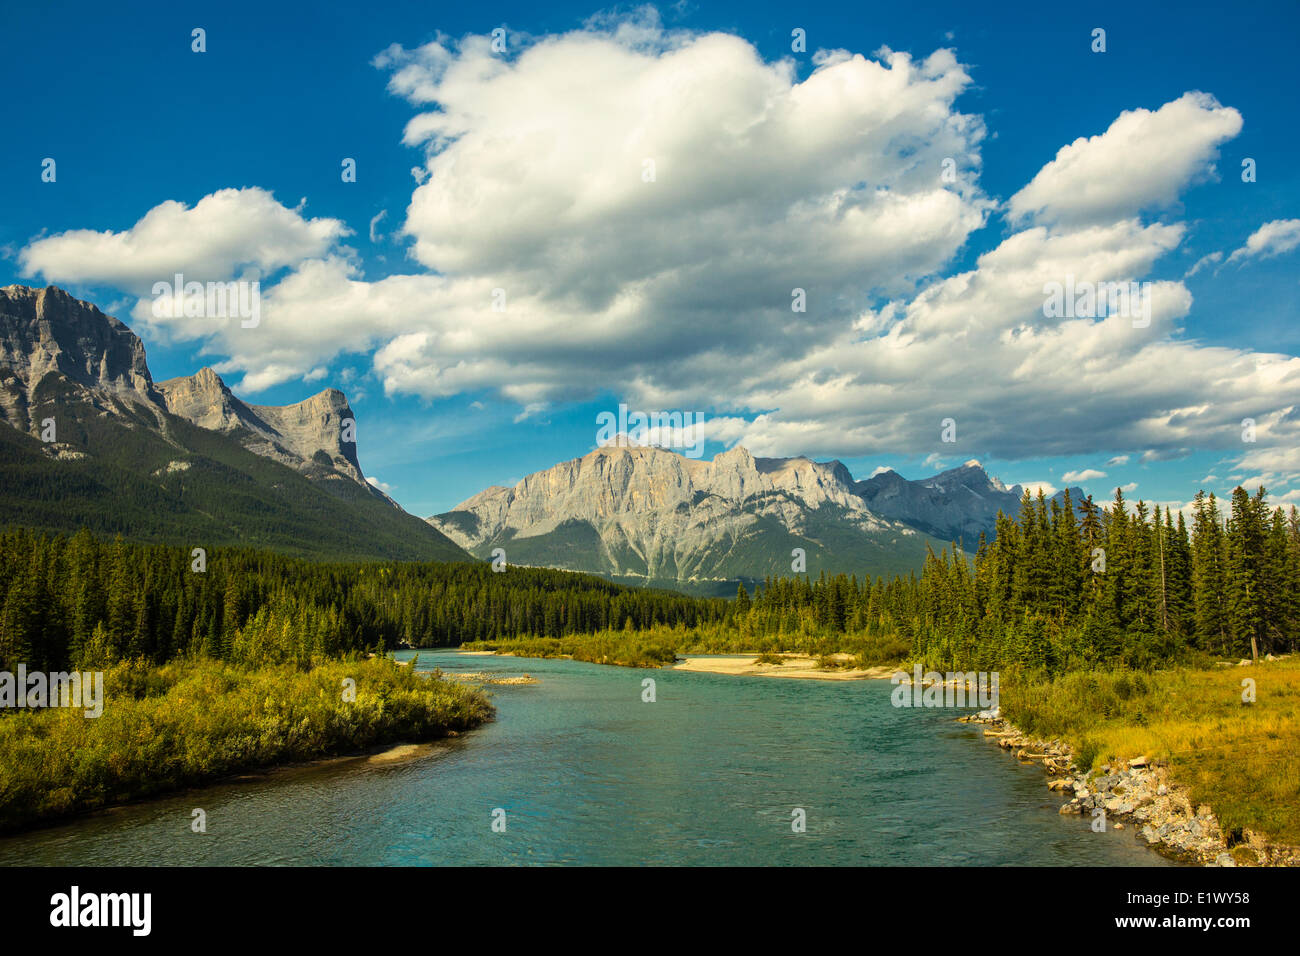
[0,284,467,562]
[854,460,1085,547]
[428,438,955,594]
[158,366,389,500]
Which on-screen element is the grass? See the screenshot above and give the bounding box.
[1001,657,1300,847]
[0,656,493,832]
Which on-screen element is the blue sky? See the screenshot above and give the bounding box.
[3,0,1299,517]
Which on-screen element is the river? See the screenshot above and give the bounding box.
[0,651,1171,865]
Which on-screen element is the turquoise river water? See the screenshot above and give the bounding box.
[0,651,1172,866]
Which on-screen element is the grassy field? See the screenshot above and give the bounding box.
[0,656,493,832]
[1002,657,1300,847]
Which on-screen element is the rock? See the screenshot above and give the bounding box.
[160,367,374,492]
[1047,779,1072,792]
[0,285,382,498]
[1157,784,1167,796]
[430,448,1088,590]
[1128,756,1148,768]
[1215,852,1236,867]
[1114,822,1124,830]
[1238,658,1252,666]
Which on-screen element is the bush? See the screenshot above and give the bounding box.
[0,656,493,832]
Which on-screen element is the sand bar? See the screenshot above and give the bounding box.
[671,653,897,681]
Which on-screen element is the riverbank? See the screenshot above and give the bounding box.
[983,658,1300,866]
[0,656,493,833]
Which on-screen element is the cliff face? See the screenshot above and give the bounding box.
[428,441,926,587]
[159,368,365,487]
[0,285,164,434]
[0,284,374,495]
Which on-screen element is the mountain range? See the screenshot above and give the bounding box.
[428,437,1084,595]
[0,284,466,562]
[1,285,1086,590]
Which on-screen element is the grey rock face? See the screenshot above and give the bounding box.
[429,440,928,584]
[855,459,1086,546]
[0,284,165,433]
[159,367,366,487]
[0,284,376,497]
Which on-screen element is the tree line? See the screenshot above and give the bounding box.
[4,483,1294,674]
[912,486,1300,670]
[0,528,727,671]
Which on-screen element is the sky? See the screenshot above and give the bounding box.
[2,0,1299,518]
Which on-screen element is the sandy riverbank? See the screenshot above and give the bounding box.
[671,653,898,681]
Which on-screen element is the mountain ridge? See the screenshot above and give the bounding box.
[429,443,1090,593]
[0,284,464,562]
[430,442,955,593]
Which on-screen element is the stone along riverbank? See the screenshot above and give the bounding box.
[962,710,1300,867]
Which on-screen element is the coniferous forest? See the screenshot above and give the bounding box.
[0,527,725,674]
[5,484,1296,676]
[911,486,1300,671]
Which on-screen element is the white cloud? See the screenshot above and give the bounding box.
[1106,455,1130,466]
[1226,219,1300,264]
[512,402,550,423]
[1018,481,1058,497]
[1063,468,1106,482]
[19,188,348,293]
[368,210,388,243]
[1006,92,1242,227]
[1120,482,1139,492]
[366,476,393,492]
[1185,251,1222,277]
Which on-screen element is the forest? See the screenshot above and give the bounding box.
[0,528,726,673]
[3,485,1295,676]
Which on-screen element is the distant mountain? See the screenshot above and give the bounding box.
[158,366,396,503]
[0,284,467,562]
[855,460,1086,548]
[428,438,955,594]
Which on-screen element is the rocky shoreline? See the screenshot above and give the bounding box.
[959,709,1299,867]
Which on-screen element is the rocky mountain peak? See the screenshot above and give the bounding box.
[158,367,366,487]
[0,285,162,424]
[0,284,374,495]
